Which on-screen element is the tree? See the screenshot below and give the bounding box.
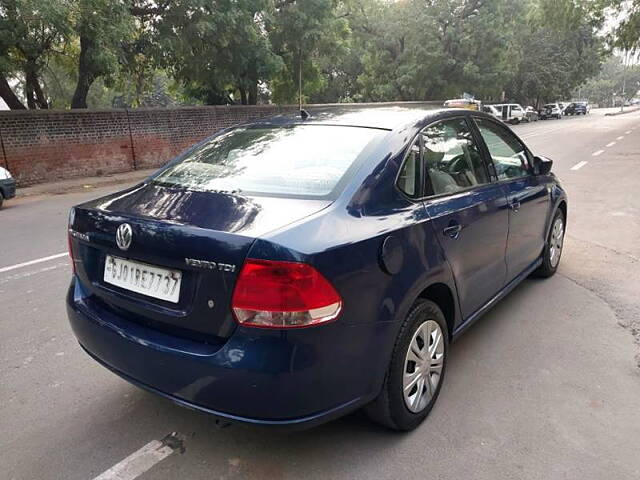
[0,0,72,109]
[152,0,282,105]
[503,0,606,106]
[331,0,520,102]
[269,0,350,104]
[577,55,640,106]
[70,0,135,108]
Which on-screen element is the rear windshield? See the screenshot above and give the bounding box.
[152,125,385,198]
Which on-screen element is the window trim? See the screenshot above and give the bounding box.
[470,115,535,183]
[395,135,425,199]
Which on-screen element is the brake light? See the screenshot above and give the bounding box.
[231,259,342,328]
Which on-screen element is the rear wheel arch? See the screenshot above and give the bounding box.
[416,282,456,341]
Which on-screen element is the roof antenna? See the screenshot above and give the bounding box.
[298,45,310,120]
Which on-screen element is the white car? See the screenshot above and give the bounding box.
[481,105,501,119]
[486,104,526,124]
[541,103,563,120]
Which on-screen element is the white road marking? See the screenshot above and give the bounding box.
[571,161,588,170]
[93,434,184,480]
[592,150,604,157]
[520,126,567,139]
[0,252,68,274]
[606,141,616,147]
[0,262,68,285]
[626,130,632,134]
[617,136,624,140]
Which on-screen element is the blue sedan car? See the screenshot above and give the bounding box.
[67,107,567,431]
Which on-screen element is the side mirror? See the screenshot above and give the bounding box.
[533,155,553,175]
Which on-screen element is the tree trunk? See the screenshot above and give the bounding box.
[26,70,48,109]
[238,86,248,105]
[0,73,26,109]
[25,79,36,109]
[248,80,258,105]
[71,35,95,109]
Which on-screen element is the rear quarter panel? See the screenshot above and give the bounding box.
[252,134,460,396]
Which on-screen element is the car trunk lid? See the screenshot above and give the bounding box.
[70,183,330,340]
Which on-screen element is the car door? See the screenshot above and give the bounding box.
[473,117,550,283]
[421,117,509,320]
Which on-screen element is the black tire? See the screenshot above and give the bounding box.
[364,299,449,431]
[0,191,4,210]
[533,209,565,278]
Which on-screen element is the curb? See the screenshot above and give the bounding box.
[605,107,640,116]
[17,169,155,198]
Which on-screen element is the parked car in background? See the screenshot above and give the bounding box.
[488,104,526,124]
[578,101,591,113]
[66,106,567,431]
[481,105,502,119]
[523,106,539,122]
[563,102,587,115]
[0,166,16,209]
[540,103,563,120]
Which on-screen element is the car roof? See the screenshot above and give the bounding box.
[250,105,449,131]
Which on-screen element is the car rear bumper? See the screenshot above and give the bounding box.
[0,178,16,199]
[67,278,388,429]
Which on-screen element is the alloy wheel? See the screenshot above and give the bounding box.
[549,217,564,268]
[403,320,445,413]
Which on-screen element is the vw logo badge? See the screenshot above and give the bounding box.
[116,223,133,251]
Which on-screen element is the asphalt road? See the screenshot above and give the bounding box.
[2,108,640,480]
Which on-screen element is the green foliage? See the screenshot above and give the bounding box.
[577,55,640,106]
[0,0,73,107]
[0,0,618,109]
[504,0,606,105]
[269,0,350,104]
[152,0,283,105]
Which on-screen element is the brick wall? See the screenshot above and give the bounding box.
[0,101,440,186]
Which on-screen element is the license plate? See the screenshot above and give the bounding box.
[104,255,182,303]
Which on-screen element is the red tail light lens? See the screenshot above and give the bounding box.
[231,259,342,328]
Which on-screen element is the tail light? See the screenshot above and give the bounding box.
[231,259,342,328]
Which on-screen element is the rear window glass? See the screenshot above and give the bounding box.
[152,125,384,198]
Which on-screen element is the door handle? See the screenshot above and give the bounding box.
[509,201,521,212]
[443,224,462,239]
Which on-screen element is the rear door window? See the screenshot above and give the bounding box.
[153,125,386,198]
[422,118,489,195]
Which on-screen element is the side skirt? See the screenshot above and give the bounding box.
[451,257,543,341]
